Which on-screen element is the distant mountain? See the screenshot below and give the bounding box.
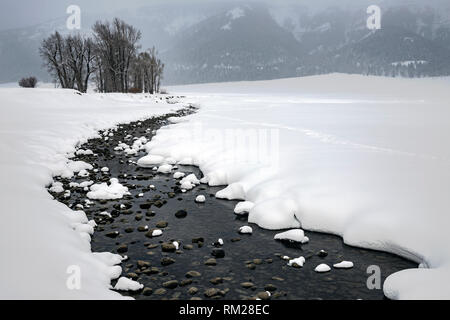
[332,27,450,77]
[162,4,304,84]
[1,1,450,85]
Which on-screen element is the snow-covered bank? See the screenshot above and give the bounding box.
[0,88,182,299]
[143,74,450,299]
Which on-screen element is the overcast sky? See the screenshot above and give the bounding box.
[0,0,443,31]
[0,0,159,30]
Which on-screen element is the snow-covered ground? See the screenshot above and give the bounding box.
[138,74,450,299]
[0,88,182,299]
[2,74,450,299]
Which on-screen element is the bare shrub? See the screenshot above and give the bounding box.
[19,77,38,88]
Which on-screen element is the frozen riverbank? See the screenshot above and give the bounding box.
[140,74,450,299]
[0,88,186,299]
[49,113,415,300]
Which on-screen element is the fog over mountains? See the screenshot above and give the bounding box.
[1,0,450,85]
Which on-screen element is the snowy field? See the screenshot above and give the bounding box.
[0,89,183,299]
[139,74,450,300]
[1,74,450,300]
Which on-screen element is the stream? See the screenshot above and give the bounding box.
[48,106,416,300]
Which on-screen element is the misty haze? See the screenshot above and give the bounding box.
[1,0,450,307]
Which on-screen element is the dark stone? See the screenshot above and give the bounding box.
[318,250,328,258]
[211,249,225,259]
[137,226,149,232]
[127,273,138,280]
[257,292,271,300]
[140,203,152,210]
[175,210,187,218]
[205,258,217,266]
[105,231,120,238]
[186,271,202,278]
[137,260,150,269]
[161,257,176,266]
[188,287,198,295]
[192,237,204,244]
[265,284,277,292]
[156,221,168,228]
[204,288,221,298]
[241,282,254,289]
[154,200,164,208]
[210,277,223,285]
[162,243,177,252]
[163,280,179,289]
[117,244,128,253]
[154,288,167,295]
[246,264,256,270]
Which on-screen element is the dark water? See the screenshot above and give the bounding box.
[49,107,416,300]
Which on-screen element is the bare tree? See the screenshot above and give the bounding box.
[92,18,141,93]
[132,47,165,94]
[40,32,96,93]
[39,31,74,89]
[40,19,163,94]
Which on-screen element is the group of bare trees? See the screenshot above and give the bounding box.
[39,18,164,94]
[40,32,95,93]
[130,47,165,94]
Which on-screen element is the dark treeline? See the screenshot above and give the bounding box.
[39,18,164,94]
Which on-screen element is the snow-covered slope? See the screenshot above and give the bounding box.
[141,74,450,299]
[0,88,181,299]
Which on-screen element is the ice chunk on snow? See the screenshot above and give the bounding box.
[274,229,306,243]
[100,211,112,218]
[87,178,130,200]
[333,261,354,269]
[49,182,64,193]
[137,154,165,167]
[288,256,305,267]
[165,157,177,165]
[68,161,93,174]
[114,277,144,291]
[173,172,185,179]
[195,195,206,203]
[216,183,245,200]
[93,252,124,267]
[249,198,301,230]
[239,226,253,234]
[77,169,89,177]
[315,264,331,273]
[234,201,254,215]
[76,149,93,156]
[152,229,163,237]
[157,164,173,174]
[180,174,200,190]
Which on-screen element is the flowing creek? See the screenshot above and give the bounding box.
[48,106,416,300]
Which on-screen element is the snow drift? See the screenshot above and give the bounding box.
[142,74,450,299]
[0,88,181,299]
